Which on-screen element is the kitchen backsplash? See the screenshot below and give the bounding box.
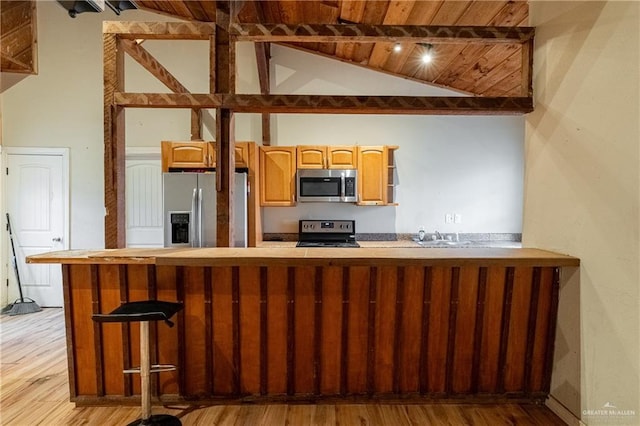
[263,233,522,242]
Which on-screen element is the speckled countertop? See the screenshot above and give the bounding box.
[258,240,522,249]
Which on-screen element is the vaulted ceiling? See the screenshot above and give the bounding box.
[134,0,530,97]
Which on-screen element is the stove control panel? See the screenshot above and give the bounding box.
[299,220,355,234]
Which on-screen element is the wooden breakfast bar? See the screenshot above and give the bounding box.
[27,247,579,406]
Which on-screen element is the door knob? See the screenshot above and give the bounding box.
[52,237,62,242]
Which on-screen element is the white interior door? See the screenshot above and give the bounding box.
[126,149,163,247]
[6,150,68,307]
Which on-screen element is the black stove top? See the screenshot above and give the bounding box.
[296,241,360,248]
[297,220,359,248]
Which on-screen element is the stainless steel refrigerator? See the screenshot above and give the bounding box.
[163,172,248,247]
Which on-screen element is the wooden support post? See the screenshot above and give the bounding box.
[215,1,236,247]
[216,108,235,247]
[191,109,202,140]
[104,33,125,248]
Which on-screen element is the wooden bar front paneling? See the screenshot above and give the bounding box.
[239,266,261,394]
[211,266,234,395]
[266,267,287,395]
[398,266,424,393]
[320,267,343,395]
[39,248,577,405]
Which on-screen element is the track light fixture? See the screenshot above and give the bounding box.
[57,0,137,18]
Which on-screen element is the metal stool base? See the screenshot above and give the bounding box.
[127,414,182,426]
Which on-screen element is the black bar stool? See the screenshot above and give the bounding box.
[93,300,184,426]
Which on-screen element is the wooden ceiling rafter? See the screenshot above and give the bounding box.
[229,23,534,43]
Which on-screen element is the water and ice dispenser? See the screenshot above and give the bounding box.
[168,212,190,246]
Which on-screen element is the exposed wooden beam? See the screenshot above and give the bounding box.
[230,23,535,43]
[104,34,125,248]
[227,94,534,115]
[113,92,533,115]
[261,113,271,146]
[113,93,223,108]
[254,42,271,146]
[254,43,270,94]
[103,21,214,39]
[215,1,235,248]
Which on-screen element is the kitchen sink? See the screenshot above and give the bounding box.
[416,239,474,248]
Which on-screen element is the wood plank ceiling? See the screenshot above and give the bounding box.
[134,0,529,97]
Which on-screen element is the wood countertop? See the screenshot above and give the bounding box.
[28,247,579,267]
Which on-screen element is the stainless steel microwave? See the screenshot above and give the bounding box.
[297,169,357,203]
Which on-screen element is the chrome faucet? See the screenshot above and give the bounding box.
[434,230,443,240]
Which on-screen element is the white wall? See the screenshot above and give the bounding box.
[263,46,525,234]
[1,3,259,251]
[2,3,176,249]
[525,2,639,423]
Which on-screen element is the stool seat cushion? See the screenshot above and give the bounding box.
[92,300,183,324]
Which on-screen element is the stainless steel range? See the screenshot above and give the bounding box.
[296,220,360,248]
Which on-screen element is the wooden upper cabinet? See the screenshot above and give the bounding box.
[260,146,297,206]
[357,146,388,205]
[297,146,326,169]
[162,141,251,171]
[327,146,357,169]
[161,141,214,171]
[297,146,357,169]
[234,143,249,168]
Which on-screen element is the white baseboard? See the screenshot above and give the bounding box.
[546,395,586,426]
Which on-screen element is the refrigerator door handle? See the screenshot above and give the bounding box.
[198,188,203,247]
[191,188,198,247]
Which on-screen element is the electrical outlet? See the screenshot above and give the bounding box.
[454,214,462,224]
[445,213,453,224]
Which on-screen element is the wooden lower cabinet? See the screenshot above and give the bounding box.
[62,261,561,404]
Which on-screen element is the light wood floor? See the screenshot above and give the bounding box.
[0,308,565,425]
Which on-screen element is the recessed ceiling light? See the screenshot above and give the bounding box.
[393,43,402,52]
